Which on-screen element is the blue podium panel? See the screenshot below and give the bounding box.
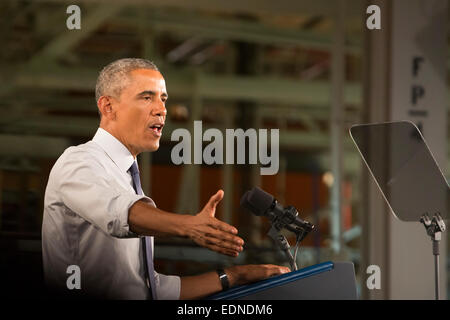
[207,261,357,300]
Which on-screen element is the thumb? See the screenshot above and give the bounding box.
[206,189,224,215]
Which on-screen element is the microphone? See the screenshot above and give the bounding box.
[240,187,314,234]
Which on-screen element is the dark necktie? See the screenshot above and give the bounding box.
[128,161,157,300]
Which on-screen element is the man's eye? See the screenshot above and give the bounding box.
[144,96,151,100]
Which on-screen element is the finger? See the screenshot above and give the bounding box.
[205,225,244,246]
[207,189,224,213]
[203,233,244,252]
[205,243,240,257]
[211,219,239,235]
[281,266,291,273]
[264,265,290,277]
[271,266,290,275]
[192,223,243,247]
[192,233,241,257]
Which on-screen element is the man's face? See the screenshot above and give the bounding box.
[110,69,167,156]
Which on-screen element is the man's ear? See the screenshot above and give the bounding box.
[97,96,116,120]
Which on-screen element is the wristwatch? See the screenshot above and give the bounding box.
[216,268,230,291]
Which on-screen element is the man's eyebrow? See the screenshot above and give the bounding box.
[137,90,168,98]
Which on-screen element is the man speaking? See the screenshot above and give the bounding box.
[42,58,289,299]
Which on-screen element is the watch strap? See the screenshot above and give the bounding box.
[216,268,230,291]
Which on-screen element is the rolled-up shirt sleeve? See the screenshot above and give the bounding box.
[55,148,148,238]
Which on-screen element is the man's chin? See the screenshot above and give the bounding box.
[139,137,160,153]
[145,142,159,152]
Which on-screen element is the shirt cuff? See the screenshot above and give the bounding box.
[155,273,181,300]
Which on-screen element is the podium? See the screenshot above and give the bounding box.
[207,261,358,300]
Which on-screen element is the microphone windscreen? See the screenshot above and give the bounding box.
[240,187,274,216]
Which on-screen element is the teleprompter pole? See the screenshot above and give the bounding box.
[420,213,446,300]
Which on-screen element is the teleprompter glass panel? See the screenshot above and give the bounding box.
[350,121,448,221]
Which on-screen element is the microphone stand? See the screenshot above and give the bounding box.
[419,212,446,300]
[267,221,313,272]
[255,200,314,271]
[267,226,298,271]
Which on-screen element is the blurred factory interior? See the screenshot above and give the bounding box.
[0,0,448,299]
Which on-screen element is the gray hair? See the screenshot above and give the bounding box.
[95,58,159,103]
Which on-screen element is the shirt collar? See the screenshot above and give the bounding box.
[92,128,136,173]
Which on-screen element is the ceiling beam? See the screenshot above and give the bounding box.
[0,134,71,158]
[14,67,362,106]
[28,3,126,67]
[107,8,361,54]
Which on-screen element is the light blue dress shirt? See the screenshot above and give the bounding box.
[42,128,180,299]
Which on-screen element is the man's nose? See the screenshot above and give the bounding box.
[152,100,167,117]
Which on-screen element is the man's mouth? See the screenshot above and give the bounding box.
[149,123,164,136]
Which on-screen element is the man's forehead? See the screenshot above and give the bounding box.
[129,68,166,88]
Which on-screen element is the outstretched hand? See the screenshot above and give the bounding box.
[185,190,244,257]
